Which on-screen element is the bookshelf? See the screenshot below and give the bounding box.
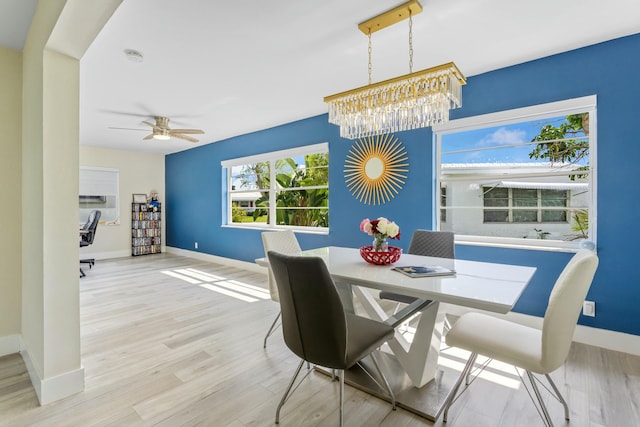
[131,201,161,256]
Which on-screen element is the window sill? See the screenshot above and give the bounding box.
[222,223,329,235]
[455,235,595,253]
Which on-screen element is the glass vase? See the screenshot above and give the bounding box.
[373,236,389,252]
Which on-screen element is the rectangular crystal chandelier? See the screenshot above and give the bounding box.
[324,63,465,139]
[323,1,466,140]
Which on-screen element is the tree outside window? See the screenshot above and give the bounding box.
[226,145,329,229]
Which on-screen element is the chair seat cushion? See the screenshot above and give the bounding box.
[445,312,546,373]
[345,314,394,368]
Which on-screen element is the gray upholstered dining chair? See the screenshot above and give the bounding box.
[261,230,301,348]
[442,250,599,427]
[267,251,396,427]
[379,229,455,306]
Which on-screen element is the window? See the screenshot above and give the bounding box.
[440,186,447,223]
[433,96,596,249]
[221,143,329,231]
[79,167,119,224]
[483,187,568,223]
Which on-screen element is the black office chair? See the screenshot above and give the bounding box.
[379,230,455,305]
[80,210,101,278]
[267,251,396,427]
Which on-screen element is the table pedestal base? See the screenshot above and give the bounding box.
[316,351,459,422]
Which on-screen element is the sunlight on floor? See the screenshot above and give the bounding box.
[161,268,270,303]
[438,346,523,390]
[396,322,522,390]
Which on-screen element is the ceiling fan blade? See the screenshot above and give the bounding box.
[172,133,199,143]
[142,121,156,128]
[108,126,148,132]
[169,129,204,134]
[99,109,153,118]
[143,134,154,140]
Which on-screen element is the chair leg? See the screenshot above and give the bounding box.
[80,268,85,278]
[339,369,344,427]
[263,312,281,348]
[545,373,570,421]
[526,371,554,427]
[443,352,477,423]
[370,351,396,410]
[275,359,305,424]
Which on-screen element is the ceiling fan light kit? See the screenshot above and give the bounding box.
[324,0,466,139]
[152,129,171,140]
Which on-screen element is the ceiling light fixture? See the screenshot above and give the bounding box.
[324,0,466,140]
[153,129,171,140]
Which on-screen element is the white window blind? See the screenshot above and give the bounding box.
[80,167,118,196]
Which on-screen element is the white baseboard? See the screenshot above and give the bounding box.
[81,249,131,261]
[0,334,23,357]
[165,246,266,274]
[441,303,640,357]
[21,349,84,405]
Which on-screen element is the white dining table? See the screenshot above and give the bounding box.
[256,246,537,420]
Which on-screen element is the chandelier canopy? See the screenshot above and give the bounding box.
[324,1,466,140]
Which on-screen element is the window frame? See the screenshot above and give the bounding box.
[221,143,329,234]
[79,166,120,225]
[433,96,597,251]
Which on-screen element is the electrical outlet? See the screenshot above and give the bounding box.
[194,242,198,249]
[583,300,595,317]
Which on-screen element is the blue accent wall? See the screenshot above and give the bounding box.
[166,33,640,336]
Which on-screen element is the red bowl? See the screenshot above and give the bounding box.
[359,245,402,265]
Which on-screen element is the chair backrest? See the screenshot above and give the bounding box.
[81,210,101,245]
[408,230,455,259]
[267,251,348,368]
[541,250,598,371]
[261,230,301,302]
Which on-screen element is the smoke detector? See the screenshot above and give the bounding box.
[124,49,143,62]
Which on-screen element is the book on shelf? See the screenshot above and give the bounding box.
[391,265,456,278]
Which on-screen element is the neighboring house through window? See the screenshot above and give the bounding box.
[221,143,329,231]
[434,96,595,249]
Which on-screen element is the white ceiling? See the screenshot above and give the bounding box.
[4,0,640,154]
[0,0,37,50]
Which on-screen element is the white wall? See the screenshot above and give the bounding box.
[0,46,22,352]
[20,0,123,405]
[80,146,165,259]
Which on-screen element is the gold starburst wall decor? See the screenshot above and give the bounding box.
[344,134,409,205]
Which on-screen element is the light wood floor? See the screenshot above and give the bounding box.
[1,253,639,427]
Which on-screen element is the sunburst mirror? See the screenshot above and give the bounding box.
[344,134,409,205]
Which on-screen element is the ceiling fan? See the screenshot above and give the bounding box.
[110,116,204,142]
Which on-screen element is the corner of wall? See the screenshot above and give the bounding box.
[0,334,23,357]
[21,348,85,405]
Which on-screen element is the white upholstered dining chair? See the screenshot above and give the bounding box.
[442,249,599,427]
[261,230,301,348]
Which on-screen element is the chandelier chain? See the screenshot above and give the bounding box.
[408,10,413,73]
[324,2,467,139]
[368,31,373,85]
